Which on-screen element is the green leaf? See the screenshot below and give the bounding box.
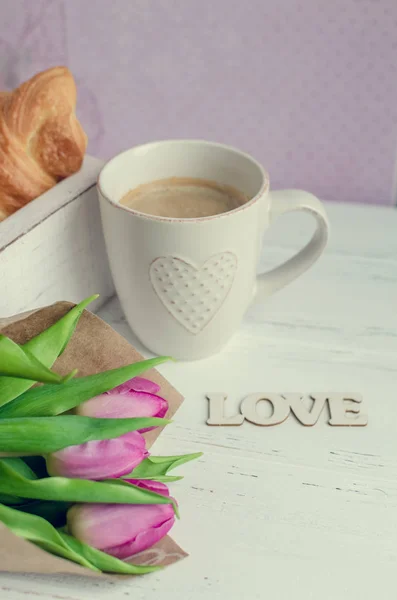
[0,335,76,384]
[0,503,98,571]
[58,532,159,575]
[124,453,203,480]
[0,415,170,454]
[138,475,184,483]
[0,492,25,505]
[0,460,177,512]
[0,458,37,505]
[0,295,98,408]
[0,356,171,418]
[0,458,37,479]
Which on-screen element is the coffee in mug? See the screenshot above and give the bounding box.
[120,177,249,219]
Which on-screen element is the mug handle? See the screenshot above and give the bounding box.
[256,189,329,299]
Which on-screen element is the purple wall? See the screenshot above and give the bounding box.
[2,0,397,205]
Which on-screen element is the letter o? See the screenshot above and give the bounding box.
[240,394,290,426]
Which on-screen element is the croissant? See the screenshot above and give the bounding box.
[0,66,87,221]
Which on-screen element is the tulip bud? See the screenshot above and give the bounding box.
[125,479,170,496]
[67,496,175,558]
[118,377,161,394]
[46,431,148,480]
[75,377,168,433]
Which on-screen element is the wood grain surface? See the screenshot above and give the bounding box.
[1,200,396,599]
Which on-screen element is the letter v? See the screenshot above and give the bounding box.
[284,394,327,426]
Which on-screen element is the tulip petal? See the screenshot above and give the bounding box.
[76,383,168,433]
[46,431,148,480]
[124,479,170,496]
[118,377,161,394]
[67,502,175,553]
[104,515,175,558]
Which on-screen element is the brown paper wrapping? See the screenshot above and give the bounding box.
[0,302,187,577]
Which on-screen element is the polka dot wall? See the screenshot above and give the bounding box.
[2,0,396,204]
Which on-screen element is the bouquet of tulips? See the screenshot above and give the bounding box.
[0,296,201,575]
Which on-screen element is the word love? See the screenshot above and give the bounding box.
[206,393,368,427]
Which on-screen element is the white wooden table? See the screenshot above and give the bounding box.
[2,200,397,599]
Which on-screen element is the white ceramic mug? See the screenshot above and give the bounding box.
[97,140,329,360]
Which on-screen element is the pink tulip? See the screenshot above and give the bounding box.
[67,495,175,558]
[46,431,148,480]
[124,479,170,496]
[119,377,161,394]
[75,377,168,433]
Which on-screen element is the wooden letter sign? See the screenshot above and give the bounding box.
[206,393,367,427]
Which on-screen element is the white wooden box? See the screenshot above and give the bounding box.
[0,156,115,317]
